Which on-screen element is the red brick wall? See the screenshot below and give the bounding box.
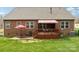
[4,19,74,37]
[4,20,38,37]
[56,20,74,36]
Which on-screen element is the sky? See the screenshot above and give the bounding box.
[0,7,79,17]
[66,7,79,17]
[0,7,14,16]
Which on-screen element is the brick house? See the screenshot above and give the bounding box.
[75,18,79,28]
[3,7,75,39]
[0,15,3,29]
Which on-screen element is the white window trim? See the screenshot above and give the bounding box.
[26,21,34,29]
[5,21,11,29]
[60,21,64,30]
[60,21,69,30]
[16,21,21,26]
[65,21,70,29]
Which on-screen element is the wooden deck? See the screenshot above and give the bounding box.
[34,32,60,39]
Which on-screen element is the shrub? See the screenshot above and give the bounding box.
[78,30,79,36]
[75,29,79,36]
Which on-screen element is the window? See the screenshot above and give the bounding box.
[38,24,46,29]
[38,23,55,29]
[41,24,46,29]
[5,21,11,29]
[16,21,21,26]
[65,21,69,28]
[38,23,55,32]
[26,21,34,29]
[60,21,69,30]
[61,22,64,29]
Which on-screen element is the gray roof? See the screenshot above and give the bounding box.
[4,7,75,20]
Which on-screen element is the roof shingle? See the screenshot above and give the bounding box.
[4,7,75,20]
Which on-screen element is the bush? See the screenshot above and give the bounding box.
[78,30,79,35]
[75,29,79,36]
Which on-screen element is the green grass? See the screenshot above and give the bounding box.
[0,36,79,52]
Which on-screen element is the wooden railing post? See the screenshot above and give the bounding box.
[33,29,38,38]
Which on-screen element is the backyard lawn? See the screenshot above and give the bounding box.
[0,36,79,52]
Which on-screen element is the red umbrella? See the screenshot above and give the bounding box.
[15,25,26,29]
[15,25,26,38]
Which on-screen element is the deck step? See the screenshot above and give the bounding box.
[34,32,59,39]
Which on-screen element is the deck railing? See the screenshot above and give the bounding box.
[38,29,60,32]
[33,29,60,38]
